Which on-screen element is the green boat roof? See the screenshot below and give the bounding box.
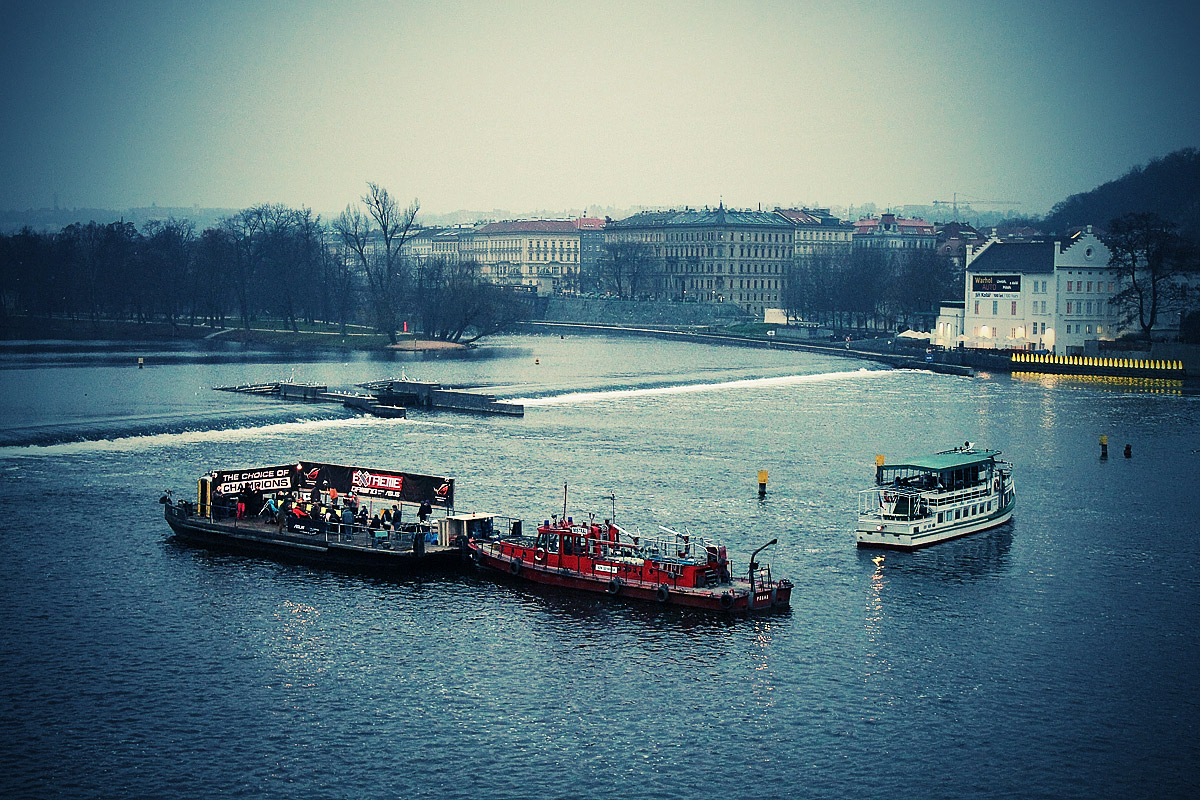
[880,449,1000,472]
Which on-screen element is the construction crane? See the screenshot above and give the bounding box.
[932,193,1021,220]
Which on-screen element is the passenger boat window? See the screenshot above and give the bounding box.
[937,512,943,523]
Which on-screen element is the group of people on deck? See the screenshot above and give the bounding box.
[215,483,435,549]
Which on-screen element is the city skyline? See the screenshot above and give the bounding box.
[2,0,1197,218]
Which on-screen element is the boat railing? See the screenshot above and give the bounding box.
[173,499,442,550]
[860,478,997,520]
[538,521,720,565]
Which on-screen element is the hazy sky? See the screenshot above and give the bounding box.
[2,0,1197,218]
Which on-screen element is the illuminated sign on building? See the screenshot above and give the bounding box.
[971,275,1021,294]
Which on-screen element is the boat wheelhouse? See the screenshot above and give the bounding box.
[856,446,1015,549]
[467,513,792,613]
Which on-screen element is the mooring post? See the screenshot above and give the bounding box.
[1100,434,1108,459]
[758,470,768,497]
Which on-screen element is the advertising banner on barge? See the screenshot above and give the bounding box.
[211,465,297,495]
[210,462,454,507]
[298,462,454,507]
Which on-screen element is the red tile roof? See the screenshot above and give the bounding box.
[853,216,935,235]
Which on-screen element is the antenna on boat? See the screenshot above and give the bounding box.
[563,483,568,520]
[600,491,616,522]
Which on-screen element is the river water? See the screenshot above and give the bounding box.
[0,333,1196,799]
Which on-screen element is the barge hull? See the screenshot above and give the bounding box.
[165,506,460,572]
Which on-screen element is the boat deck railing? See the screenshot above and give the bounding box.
[859,479,1003,521]
[169,502,442,551]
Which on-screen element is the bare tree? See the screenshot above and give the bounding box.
[141,217,196,330]
[1106,212,1199,340]
[334,183,418,344]
[221,206,269,330]
[413,257,528,342]
[598,241,658,298]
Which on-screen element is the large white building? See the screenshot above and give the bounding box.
[933,227,1119,354]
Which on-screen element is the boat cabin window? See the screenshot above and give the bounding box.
[561,533,586,555]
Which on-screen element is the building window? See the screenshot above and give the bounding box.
[992,300,998,315]
[1011,301,1017,315]
[1066,301,1072,314]
[974,301,980,315]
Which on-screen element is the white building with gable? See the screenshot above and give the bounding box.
[933,227,1120,354]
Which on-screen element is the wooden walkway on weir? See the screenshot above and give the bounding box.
[214,379,523,417]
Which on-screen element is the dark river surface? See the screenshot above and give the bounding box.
[0,333,1196,799]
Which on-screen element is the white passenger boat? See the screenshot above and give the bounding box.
[856,445,1015,549]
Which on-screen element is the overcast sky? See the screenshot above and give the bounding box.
[2,0,1196,219]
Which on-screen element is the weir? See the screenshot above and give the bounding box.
[358,378,524,415]
[214,379,523,417]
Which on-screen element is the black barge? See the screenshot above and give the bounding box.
[161,461,489,572]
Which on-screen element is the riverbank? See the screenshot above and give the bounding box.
[0,315,465,352]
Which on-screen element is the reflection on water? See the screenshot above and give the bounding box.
[859,524,1015,582]
[1012,370,1187,395]
[1,334,1198,800]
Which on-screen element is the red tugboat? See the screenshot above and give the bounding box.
[465,513,792,613]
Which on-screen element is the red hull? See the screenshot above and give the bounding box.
[469,537,791,613]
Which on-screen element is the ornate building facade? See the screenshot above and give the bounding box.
[852,213,937,253]
[605,205,796,316]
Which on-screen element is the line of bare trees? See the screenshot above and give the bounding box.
[783,248,961,332]
[583,239,961,331]
[0,183,530,342]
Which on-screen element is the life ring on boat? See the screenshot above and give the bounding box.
[882,492,895,504]
[655,584,670,603]
[719,592,734,610]
[606,578,622,596]
[534,548,546,563]
[509,559,521,576]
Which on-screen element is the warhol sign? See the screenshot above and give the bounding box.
[971,274,1021,294]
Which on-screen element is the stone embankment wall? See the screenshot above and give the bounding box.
[538,296,752,327]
